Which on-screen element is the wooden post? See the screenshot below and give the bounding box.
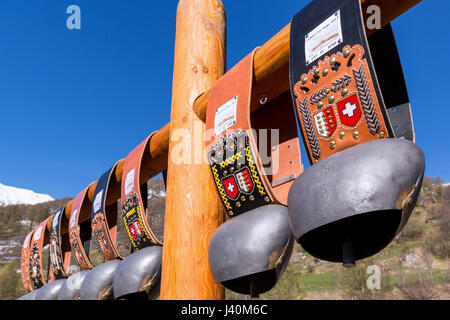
[160,0,226,300]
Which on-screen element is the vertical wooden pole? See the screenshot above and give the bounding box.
[160,0,226,300]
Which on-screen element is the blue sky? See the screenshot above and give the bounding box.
[0,0,448,199]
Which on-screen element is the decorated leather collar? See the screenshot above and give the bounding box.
[121,133,163,249]
[92,161,124,260]
[289,0,413,164]
[49,204,72,278]
[28,217,55,290]
[20,231,34,292]
[69,184,95,270]
[205,48,302,217]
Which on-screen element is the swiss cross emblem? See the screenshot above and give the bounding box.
[129,224,137,239]
[222,175,239,200]
[337,94,361,127]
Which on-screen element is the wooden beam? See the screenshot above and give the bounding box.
[160,0,226,300]
[48,0,420,236]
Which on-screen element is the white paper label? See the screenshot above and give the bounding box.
[24,234,31,248]
[94,189,103,213]
[125,169,135,195]
[305,10,343,65]
[70,209,78,228]
[214,96,237,136]
[33,226,43,241]
[52,210,61,228]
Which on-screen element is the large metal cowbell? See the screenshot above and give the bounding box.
[287,0,424,265]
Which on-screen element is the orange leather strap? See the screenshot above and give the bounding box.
[21,231,34,292]
[289,0,396,164]
[121,133,162,249]
[28,217,55,289]
[49,205,72,278]
[205,48,302,217]
[92,161,123,260]
[69,185,94,270]
[292,45,390,162]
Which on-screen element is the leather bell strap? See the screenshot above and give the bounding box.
[121,132,162,249]
[28,217,55,290]
[49,205,72,278]
[69,185,94,270]
[205,48,302,217]
[289,0,410,164]
[92,161,123,260]
[20,231,34,292]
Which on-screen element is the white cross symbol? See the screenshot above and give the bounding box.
[227,182,235,193]
[342,102,357,118]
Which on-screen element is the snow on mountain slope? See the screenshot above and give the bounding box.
[0,182,54,206]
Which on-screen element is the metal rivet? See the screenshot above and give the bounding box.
[302,77,307,84]
[313,68,320,75]
[237,164,241,170]
[322,69,329,77]
[228,211,234,216]
[329,141,336,149]
[343,49,350,58]
[264,196,270,203]
[223,171,227,176]
[249,195,254,201]
[230,167,234,173]
[317,101,324,109]
[353,131,360,140]
[379,131,386,138]
[328,95,335,104]
[342,88,348,96]
[339,132,345,140]
[330,57,336,65]
[236,202,241,208]
[240,196,246,202]
[325,88,331,94]
[314,159,319,163]
[260,94,268,105]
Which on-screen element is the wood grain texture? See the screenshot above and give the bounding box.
[160,0,226,300]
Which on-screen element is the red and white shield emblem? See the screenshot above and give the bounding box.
[222,175,239,200]
[134,221,143,237]
[337,94,361,127]
[129,224,137,240]
[313,107,337,137]
[235,168,254,194]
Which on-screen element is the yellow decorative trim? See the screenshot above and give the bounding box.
[245,146,266,196]
[219,152,243,169]
[211,165,232,210]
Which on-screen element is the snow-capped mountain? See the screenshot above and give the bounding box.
[0,182,54,206]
